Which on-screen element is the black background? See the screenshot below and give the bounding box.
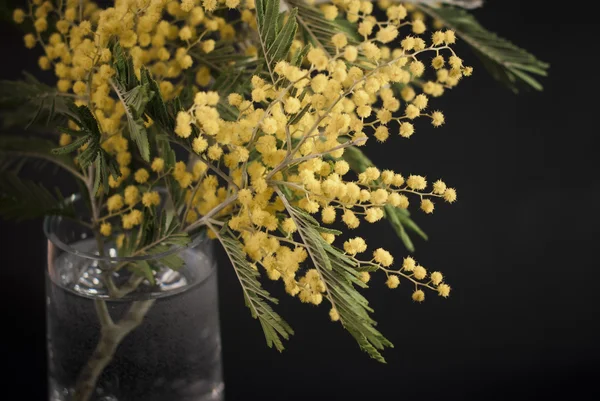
[2,0,600,400]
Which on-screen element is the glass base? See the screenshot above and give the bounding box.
[47,239,224,401]
[49,379,224,401]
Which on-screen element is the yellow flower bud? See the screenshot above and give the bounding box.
[386,275,400,289]
[412,290,425,302]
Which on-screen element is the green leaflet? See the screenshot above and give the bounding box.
[128,261,156,285]
[110,44,155,161]
[282,0,360,58]
[140,68,170,130]
[342,145,427,252]
[280,196,392,362]
[216,226,293,351]
[110,81,154,162]
[51,103,120,194]
[418,5,549,92]
[0,172,73,221]
[255,0,298,83]
[0,72,75,129]
[0,135,80,177]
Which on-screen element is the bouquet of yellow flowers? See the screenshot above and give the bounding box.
[1,0,546,400]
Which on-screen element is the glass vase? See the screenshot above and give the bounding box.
[44,194,224,401]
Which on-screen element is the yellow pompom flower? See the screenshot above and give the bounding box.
[432,55,445,70]
[192,136,208,154]
[34,17,48,32]
[329,308,340,322]
[431,272,444,286]
[362,42,381,61]
[376,26,398,44]
[413,94,429,110]
[386,275,400,289]
[142,191,161,208]
[179,26,192,41]
[399,122,415,138]
[405,104,420,120]
[431,111,445,127]
[432,180,447,195]
[134,169,150,184]
[374,126,389,142]
[344,46,358,62]
[407,175,427,190]
[122,209,143,229]
[181,0,195,12]
[261,118,278,135]
[332,33,347,49]
[207,144,223,161]
[321,206,336,224]
[151,158,165,173]
[37,56,50,70]
[420,199,434,214]
[124,185,140,206]
[409,61,425,77]
[412,19,426,34]
[201,40,215,53]
[175,111,192,138]
[403,257,416,271]
[373,248,393,267]
[444,30,457,44]
[100,223,112,237]
[342,209,360,229]
[437,283,451,297]
[334,161,350,176]
[412,290,425,302]
[401,36,415,51]
[107,194,124,212]
[13,9,25,24]
[228,93,242,106]
[24,34,37,49]
[443,188,457,203]
[392,174,405,187]
[282,218,297,234]
[322,5,338,21]
[72,81,87,95]
[432,30,445,45]
[359,272,371,283]
[414,265,427,280]
[343,237,367,255]
[237,189,253,206]
[284,97,301,114]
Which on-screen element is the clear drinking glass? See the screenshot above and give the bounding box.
[44,194,224,401]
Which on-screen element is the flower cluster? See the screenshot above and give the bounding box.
[14,0,469,334]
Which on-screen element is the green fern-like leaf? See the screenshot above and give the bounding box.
[52,103,120,193]
[418,5,549,92]
[0,135,85,180]
[110,44,155,161]
[0,172,73,221]
[0,72,76,129]
[215,226,294,351]
[255,0,299,83]
[282,0,360,58]
[110,81,154,162]
[277,191,392,362]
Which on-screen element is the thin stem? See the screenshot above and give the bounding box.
[72,299,155,401]
[184,193,238,233]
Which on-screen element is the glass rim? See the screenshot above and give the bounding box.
[43,193,206,262]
